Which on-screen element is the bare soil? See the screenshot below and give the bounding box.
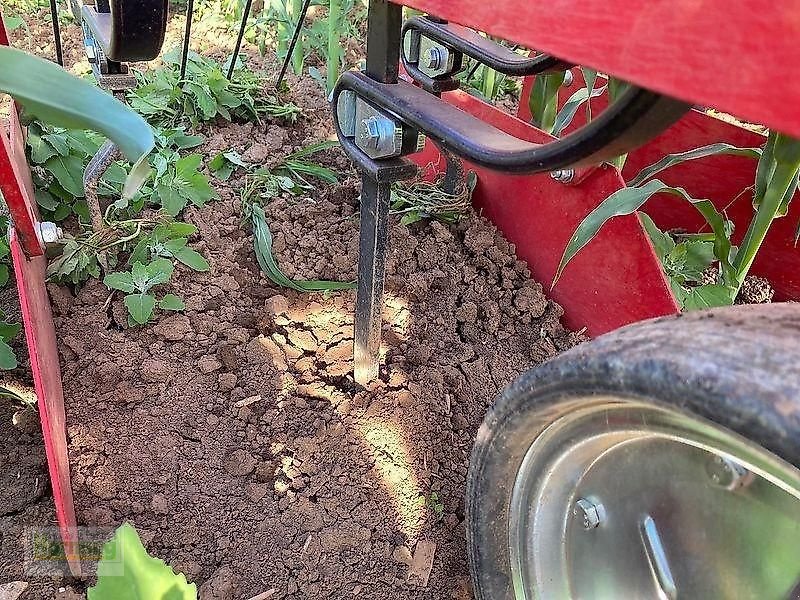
[0,9,587,599]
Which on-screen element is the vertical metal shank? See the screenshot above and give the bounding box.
[354,176,391,384]
[353,0,403,385]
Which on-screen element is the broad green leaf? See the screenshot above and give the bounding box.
[124,293,156,324]
[682,284,735,310]
[103,271,135,293]
[43,132,69,156]
[628,143,762,188]
[128,239,150,266]
[0,320,21,340]
[131,262,150,290]
[0,339,17,370]
[164,222,198,238]
[35,189,59,210]
[175,154,203,180]
[173,247,209,271]
[159,294,185,311]
[44,154,84,197]
[28,131,57,163]
[555,179,734,285]
[184,173,217,207]
[164,238,188,253]
[157,183,187,216]
[146,258,174,287]
[0,265,8,287]
[0,47,154,162]
[87,522,196,600]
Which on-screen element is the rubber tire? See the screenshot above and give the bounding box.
[466,303,800,599]
[108,0,168,62]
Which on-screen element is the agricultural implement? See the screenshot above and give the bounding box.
[2,0,800,596]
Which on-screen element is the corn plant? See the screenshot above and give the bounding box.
[88,523,196,600]
[240,141,353,291]
[555,134,800,309]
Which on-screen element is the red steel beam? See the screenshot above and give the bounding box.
[396,0,800,139]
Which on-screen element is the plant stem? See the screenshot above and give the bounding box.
[291,0,304,75]
[732,153,800,294]
[528,72,566,134]
[326,0,342,94]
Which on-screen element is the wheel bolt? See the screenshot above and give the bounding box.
[551,169,575,183]
[573,497,605,530]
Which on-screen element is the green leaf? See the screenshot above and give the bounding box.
[157,183,187,216]
[103,271,136,293]
[555,179,734,285]
[552,84,607,137]
[628,143,762,188]
[175,154,203,180]
[87,523,197,600]
[145,258,175,287]
[0,47,154,162]
[0,320,21,340]
[251,204,354,292]
[28,131,57,163]
[0,265,9,287]
[35,189,59,210]
[638,212,674,261]
[131,262,150,289]
[0,339,17,370]
[159,294,185,311]
[128,238,150,266]
[183,173,217,207]
[164,222,198,238]
[173,247,209,271]
[44,154,84,197]
[124,293,156,324]
[682,284,735,310]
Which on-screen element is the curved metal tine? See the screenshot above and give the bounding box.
[179,0,195,84]
[275,0,313,90]
[337,71,690,173]
[49,0,63,66]
[227,0,254,80]
[404,16,573,77]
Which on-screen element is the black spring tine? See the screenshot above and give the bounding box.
[49,0,63,66]
[227,0,254,80]
[179,0,195,84]
[275,0,312,90]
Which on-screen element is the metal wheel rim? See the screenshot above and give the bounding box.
[508,395,800,599]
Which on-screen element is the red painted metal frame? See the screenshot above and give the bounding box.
[520,68,800,302]
[0,17,80,576]
[397,0,800,139]
[411,88,679,336]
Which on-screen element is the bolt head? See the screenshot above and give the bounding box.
[574,497,604,530]
[562,70,574,87]
[358,117,381,149]
[550,169,575,183]
[423,47,441,70]
[37,221,62,244]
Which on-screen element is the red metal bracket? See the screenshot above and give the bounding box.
[0,14,80,576]
[413,89,679,336]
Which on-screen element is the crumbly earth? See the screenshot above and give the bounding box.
[0,9,585,599]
